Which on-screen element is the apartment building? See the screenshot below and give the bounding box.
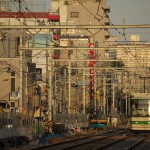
[0,28,31,113]
[0,1,60,117]
[106,35,150,95]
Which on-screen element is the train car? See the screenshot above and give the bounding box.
[130,93,150,131]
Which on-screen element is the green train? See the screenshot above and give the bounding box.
[130,93,150,131]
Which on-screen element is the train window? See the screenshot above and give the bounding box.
[132,100,150,117]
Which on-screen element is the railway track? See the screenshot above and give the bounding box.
[30,129,129,150]
[4,128,150,150]
[29,128,150,150]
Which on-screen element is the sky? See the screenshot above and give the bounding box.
[23,0,150,42]
[107,0,150,42]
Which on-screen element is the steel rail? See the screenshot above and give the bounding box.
[125,135,150,150]
[30,129,127,150]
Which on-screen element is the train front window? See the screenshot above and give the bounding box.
[131,99,150,117]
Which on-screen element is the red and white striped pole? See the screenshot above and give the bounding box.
[89,42,95,118]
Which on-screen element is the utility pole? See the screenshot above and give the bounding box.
[68,61,71,114]
[19,0,23,114]
[43,33,49,122]
[46,34,49,85]
[103,75,106,114]
[112,82,115,109]
[123,17,126,36]
[48,50,52,121]
[18,0,21,12]
[125,90,128,114]
[19,4,26,114]
[19,36,23,114]
[83,69,86,114]
[63,68,67,113]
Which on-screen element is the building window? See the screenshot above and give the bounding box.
[11,78,15,91]
[11,102,15,107]
[71,12,79,18]
[11,71,15,91]
[11,71,15,77]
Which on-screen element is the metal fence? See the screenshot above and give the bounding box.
[0,112,33,128]
[54,113,89,129]
[0,112,45,139]
[0,112,130,139]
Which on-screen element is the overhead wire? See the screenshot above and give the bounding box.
[99,1,150,77]
[0,1,51,74]
[12,0,93,70]
[76,0,150,78]
[1,0,149,88]
[99,2,148,75]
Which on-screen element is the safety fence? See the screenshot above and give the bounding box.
[0,125,45,140]
[54,113,129,128]
[0,112,45,139]
[0,127,31,139]
[54,113,88,127]
[0,112,130,139]
[0,112,33,128]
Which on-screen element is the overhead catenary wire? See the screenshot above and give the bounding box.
[0,1,52,73]
[10,0,150,79]
[76,0,150,78]
[1,1,149,93]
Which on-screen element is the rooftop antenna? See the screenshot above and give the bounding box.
[123,17,126,36]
